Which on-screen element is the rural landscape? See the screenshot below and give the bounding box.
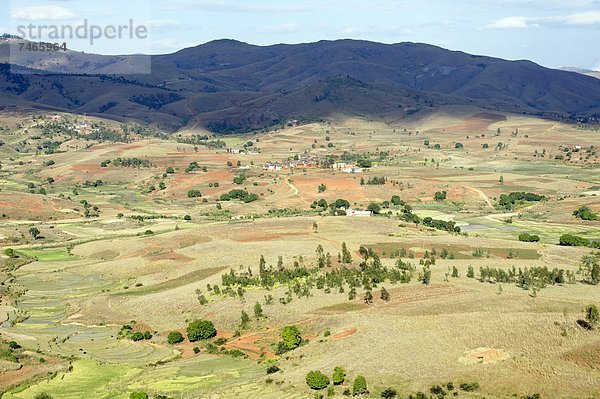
[0,1,600,398]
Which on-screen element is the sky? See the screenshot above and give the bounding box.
[2,0,600,70]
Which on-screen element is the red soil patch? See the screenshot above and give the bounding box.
[332,328,357,339]
[465,348,503,362]
[445,113,506,133]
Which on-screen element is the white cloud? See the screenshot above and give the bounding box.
[340,25,413,35]
[160,0,313,14]
[481,10,600,29]
[146,19,181,28]
[255,24,299,33]
[10,6,77,21]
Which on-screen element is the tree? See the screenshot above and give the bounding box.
[130,393,148,399]
[391,195,402,206]
[166,167,175,174]
[380,287,390,301]
[240,310,250,327]
[353,375,368,396]
[29,227,40,239]
[422,267,431,285]
[560,234,589,247]
[187,320,217,342]
[332,366,346,385]
[434,191,447,202]
[306,371,330,390]
[184,215,192,221]
[4,248,15,258]
[580,254,600,285]
[452,266,459,278]
[341,242,352,264]
[254,301,264,319]
[585,304,599,326]
[573,206,598,221]
[367,203,382,214]
[187,189,202,198]
[467,265,475,278]
[454,142,464,149]
[167,331,184,344]
[279,326,302,352]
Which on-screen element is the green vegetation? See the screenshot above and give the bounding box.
[277,326,302,354]
[220,189,259,203]
[187,320,217,342]
[353,375,368,396]
[167,331,184,344]
[518,233,540,242]
[332,366,346,385]
[573,206,598,221]
[306,371,330,390]
[498,192,544,210]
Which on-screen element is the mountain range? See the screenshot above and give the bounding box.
[1,37,599,132]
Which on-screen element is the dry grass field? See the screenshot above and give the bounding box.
[0,107,599,398]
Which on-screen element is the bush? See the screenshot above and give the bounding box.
[381,388,397,398]
[187,320,217,342]
[306,370,330,390]
[332,366,346,385]
[519,233,540,242]
[278,326,302,353]
[559,234,589,247]
[184,215,192,221]
[573,206,597,221]
[585,304,599,326]
[188,189,202,198]
[459,382,480,392]
[34,394,54,399]
[266,365,281,374]
[167,331,184,344]
[130,393,148,399]
[352,375,368,396]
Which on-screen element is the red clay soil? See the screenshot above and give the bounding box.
[332,328,357,339]
[445,113,506,133]
[465,348,504,363]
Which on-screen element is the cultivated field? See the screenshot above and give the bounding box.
[0,107,599,398]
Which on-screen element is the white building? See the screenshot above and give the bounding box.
[342,167,364,173]
[347,208,373,217]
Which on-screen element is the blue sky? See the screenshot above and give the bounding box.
[3,0,600,70]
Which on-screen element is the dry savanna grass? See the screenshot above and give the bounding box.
[0,108,599,398]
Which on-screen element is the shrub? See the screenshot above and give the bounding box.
[266,365,281,374]
[277,326,302,353]
[352,375,368,396]
[559,234,589,247]
[130,393,148,399]
[459,382,480,392]
[184,215,192,221]
[519,233,540,242]
[306,370,330,390]
[585,304,599,326]
[34,394,54,399]
[167,331,184,344]
[381,388,397,398]
[573,206,597,221]
[187,320,217,342]
[332,366,346,385]
[188,189,202,198]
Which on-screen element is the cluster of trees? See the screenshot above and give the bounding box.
[117,324,152,342]
[101,157,151,168]
[560,234,600,248]
[421,217,461,234]
[475,265,576,290]
[305,367,367,396]
[185,162,207,173]
[218,246,414,305]
[176,135,227,149]
[130,93,183,110]
[498,192,544,210]
[362,177,387,185]
[220,189,259,203]
[573,206,598,221]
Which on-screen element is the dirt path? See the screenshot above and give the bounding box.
[464,185,494,209]
[286,179,310,205]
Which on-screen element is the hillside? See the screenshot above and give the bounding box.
[1,39,600,131]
